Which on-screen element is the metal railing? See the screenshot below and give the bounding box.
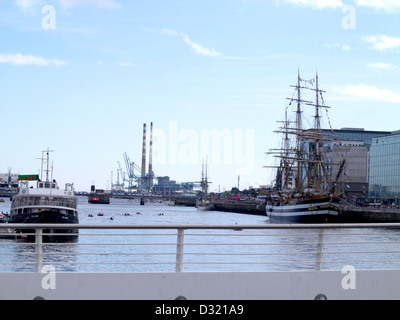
[1,223,400,273]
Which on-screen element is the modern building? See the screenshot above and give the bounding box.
[275,128,390,201]
[324,140,369,203]
[323,128,391,149]
[369,131,400,205]
[152,176,195,196]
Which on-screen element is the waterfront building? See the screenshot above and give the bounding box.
[323,140,369,203]
[369,131,400,205]
[152,176,195,196]
[319,128,393,203]
[325,128,391,150]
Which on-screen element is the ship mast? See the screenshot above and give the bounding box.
[314,72,321,191]
[295,69,302,191]
[306,72,331,192]
[266,70,340,196]
[41,147,55,182]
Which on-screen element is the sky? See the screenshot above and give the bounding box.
[0,0,400,192]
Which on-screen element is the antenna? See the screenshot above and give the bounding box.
[41,147,55,182]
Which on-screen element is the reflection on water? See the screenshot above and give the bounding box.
[1,197,400,272]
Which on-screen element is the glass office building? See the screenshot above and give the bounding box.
[369,131,400,204]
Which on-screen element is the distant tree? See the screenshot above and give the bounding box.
[230,187,240,195]
[249,188,257,198]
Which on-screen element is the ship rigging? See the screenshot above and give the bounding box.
[265,70,345,223]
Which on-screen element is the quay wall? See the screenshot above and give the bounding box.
[212,201,265,216]
[110,194,400,222]
[339,208,400,223]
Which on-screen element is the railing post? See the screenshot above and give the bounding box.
[175,228,184,272]
[35,228,43,273]
[315,228,325,271]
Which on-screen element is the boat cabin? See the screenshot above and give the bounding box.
[38,180,58,190]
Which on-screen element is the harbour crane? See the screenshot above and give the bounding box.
[118,152,142,191]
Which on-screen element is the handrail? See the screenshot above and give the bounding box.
[5,222,400,229]
[2,223,400,273]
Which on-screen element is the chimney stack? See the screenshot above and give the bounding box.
[148,122,154,190]
[141,123,147,183]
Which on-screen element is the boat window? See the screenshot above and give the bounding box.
[21,182,29,189]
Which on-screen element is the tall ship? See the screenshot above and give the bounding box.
[196,158,214,211]
[9,149,79,238]
[265,71,345,223]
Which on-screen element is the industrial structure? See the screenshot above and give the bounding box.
[114,122,154,192]
[112,122,197,195]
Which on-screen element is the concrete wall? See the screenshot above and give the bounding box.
[1,270,400,300]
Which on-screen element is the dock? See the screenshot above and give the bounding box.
[95,194,400,221]
[339,206,400,223]
[212,200,265,215]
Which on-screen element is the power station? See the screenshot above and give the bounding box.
[112,122,197,195]
[114,122,154,193]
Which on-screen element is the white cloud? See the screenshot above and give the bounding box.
[367,62,397,70]
[15,0,120,11]
[182,35,221,57]
[343,84,400,103]
[279,0,400,12]
[324,43,351,51]
[0,52,66,66]
[119,61,134,68]
[55,0,120,9]
[161,29,222,57]
[354,0,400,12]
[281,0,343,9]
[362,34,400,51]
[15,0,44,11]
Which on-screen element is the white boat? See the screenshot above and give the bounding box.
[265,71,344,223]
[9,149,79,240]
[196,200,214,211]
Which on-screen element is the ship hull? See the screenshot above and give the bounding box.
[266,196,341,223]
[9,210,79,242]
[88,193,110,204]
[197,205,214,211]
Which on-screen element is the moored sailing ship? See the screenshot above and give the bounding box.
[196,158,214,211]
[265,71,345,223]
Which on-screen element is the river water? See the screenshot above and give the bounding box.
[1,196,400,272]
